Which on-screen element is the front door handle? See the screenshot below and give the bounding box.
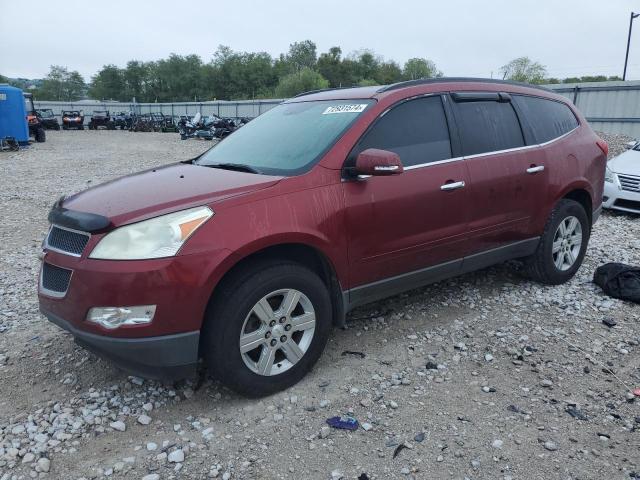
[526,165,545,174]
[440,180,465,191]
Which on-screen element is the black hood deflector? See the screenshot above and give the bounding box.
[48,196,111,233]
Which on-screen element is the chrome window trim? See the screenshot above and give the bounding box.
[44,224,91,258]
[404,156,463,170]
[402,125,580,171]
[344,91,580,174]
[39,263,73,299]
[535,125,579,147]
[462,144,538,161]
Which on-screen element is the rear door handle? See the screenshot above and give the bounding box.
[526,165,545,174]
[440,180,465,191]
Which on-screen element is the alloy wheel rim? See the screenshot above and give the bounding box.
[239,289,316,376]
[552,216,582,271]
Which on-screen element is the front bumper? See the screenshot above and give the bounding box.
[42,309,199,380]
[603,181,640,214]
[38,245,232,380]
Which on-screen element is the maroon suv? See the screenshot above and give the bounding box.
[38,78,607,396]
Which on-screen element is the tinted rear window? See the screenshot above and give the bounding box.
[453,100,525,156]
[351,95,452,167]
[513,95,579,144]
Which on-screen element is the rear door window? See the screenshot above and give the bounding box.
[351,95,452,168]
[513,95,579,143]
[453,99,525,156]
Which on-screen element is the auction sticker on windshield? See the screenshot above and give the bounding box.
[322,104,368,115]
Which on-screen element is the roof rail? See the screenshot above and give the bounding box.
[377,77,553,93]
[293,85,365,98]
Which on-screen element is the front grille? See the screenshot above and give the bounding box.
[46,226,90,256]
[614,199,640,212]
[618,174,640,193]
[41,263,72,295]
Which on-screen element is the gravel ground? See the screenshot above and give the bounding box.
[0,130,639,480]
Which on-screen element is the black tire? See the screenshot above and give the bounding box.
[62,125,68,131]
[54,124,60,131]
[202,262,332,397]
[524,199,590,285]
[35,127,46,143]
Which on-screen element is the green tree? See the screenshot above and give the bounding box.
[123,60,152,101]
[286,40,317,72]
[317,47,344,87]
[402,58,442,80]
[500,57,547,84]
[375,61,403,85]
[150,54,205,102]
[207,46,277,100]
[0,73,8,84]
[88,65,125,100]
[39,65,86,100]
[274,67,329,97]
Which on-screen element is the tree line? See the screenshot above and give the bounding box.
[0,42,624,102]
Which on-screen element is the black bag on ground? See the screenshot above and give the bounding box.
[593,263,640,304]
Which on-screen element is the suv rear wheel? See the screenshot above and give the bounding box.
[202,262,332,397]
[524,199,590,285]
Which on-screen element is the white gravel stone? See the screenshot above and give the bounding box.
[109,421,126,432]
[37,457,50,472]
[168,449,185,463]
[137,414,152,425]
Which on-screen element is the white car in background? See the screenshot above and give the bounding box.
[603,140,640,214]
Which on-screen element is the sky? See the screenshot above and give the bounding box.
[1,0,640,81]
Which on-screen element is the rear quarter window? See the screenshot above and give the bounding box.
[453,100,525,156]
[513,95,579,144]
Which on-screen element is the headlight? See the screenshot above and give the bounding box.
[90,206,213,260]
[604,165,618,184]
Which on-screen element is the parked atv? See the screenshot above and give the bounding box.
[131,114,154,132]
[35,109,61,130]
[23,93,46,142]
[62,111,84,130]
[161,115,178,132]
[88,111,115,130]
[113,111,134,130]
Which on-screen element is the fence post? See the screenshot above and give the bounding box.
[572,86,580,107]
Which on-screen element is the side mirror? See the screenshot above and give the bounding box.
[355,148,404,176]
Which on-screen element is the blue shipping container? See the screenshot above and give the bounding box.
[0,84,29,145]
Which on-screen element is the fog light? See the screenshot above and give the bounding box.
[86,305,156,329]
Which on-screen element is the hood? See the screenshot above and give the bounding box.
[609,148,640,176]
[62,163,283,226]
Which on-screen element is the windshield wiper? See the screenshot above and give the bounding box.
[202,163,262,174]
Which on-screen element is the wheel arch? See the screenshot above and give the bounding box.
[559,184,594,226]
[206,240,346,328]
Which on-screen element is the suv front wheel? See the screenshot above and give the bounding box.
[202,262,332,397]
[524,198,590,285]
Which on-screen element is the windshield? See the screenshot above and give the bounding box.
[38,110,54,118]
[195,99,374,175]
